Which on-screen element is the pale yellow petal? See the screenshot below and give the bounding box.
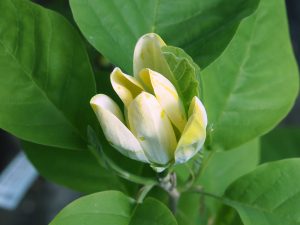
[138,69,187,132]
[133,33,172,81]
[175,96,207,164]
[90,94,124,122]
[128,92,177,165]
[90,94,148,163]
[188,96,208,127]
[110,67,144,107]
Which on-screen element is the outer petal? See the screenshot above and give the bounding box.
[133,33,171,80]
[138,69,187,132]
[90,94,148,163]
[128,92,177,165]
[110,67,144,107]
[188,96,208,127]
[175,96,207,164]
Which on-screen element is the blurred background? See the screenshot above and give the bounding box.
[0,0,299,224]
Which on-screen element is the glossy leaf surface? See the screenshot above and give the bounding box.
[70,0,259,72]
[224,159,300,225]
[202,0,299,150]
[0,0,96,150]
[50,191,177,225]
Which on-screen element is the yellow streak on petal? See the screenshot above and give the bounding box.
[90,94,149,163]
[128,92,177,165]
[174,96,207,164]
[188,96,208,127]
[110,68,144,107]
[138,69,187,132]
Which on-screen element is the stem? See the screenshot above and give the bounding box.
[136,184,155,203]
[90,145,157,185]
[186,185,222,201]
[159,172,180,214]
[87,126,158,186]
[169,187,180,214]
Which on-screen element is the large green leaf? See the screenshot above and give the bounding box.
[23,141,126,193]
[70,0,259,72]
[0,0,96,150]
[50,191,178,225]
[198,138,260,196]
[176,139,260,225]
[261,127,300,163]
[202,0,299,150]
[224,159,300,225]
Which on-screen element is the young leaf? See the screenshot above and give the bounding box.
[202,0,299,150]
[162,46,201,110]
[0,0,96,150]
[69,0,259,72]
[50,191,178,225]
[224,159,300,225]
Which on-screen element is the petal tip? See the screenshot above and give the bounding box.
[189,96,208,127]
[138,33,166,46]
[90,94,108,107]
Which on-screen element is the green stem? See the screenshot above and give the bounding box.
[136,184,155,203]
[90,145,157,185]
[87,126,158,186]
[185,185,223,201]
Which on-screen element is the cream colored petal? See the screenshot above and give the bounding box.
[90,94,148,163]
[133,33,172,81]
[128,92,177,165]
[90,94,124,122]
[175,96,207,164]
[110,67,144,107]
[188,96,208,127]
[138,69,187,132]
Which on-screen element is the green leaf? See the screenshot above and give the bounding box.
[199,138,259,222]
[202,0,299,150]
[0,0,96,150]
[198,138,260,196]
[176,192,204,225]
[176,139,260,225]
[214,205,244,225]
[129,198,178,225]
[224,159,300,225]
[261,127,300,163]
[69,0,259,72]
[50,191,178,225]
[162,46,201,109]
[23,141,126,193]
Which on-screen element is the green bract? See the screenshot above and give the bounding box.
[90,34,207,172]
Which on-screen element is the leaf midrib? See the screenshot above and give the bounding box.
[0,1,86,147]
[211,9,259,128]
[151,0,161,32]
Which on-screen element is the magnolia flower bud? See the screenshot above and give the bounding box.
[90,34,207,172]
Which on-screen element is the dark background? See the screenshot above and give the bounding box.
[0,0,299,224]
